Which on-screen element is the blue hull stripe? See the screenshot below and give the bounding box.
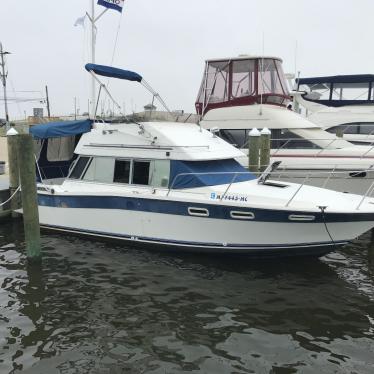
[38,193,374,223]
[41,223,348,252]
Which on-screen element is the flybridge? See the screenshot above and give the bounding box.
[196,56,291,116]
[296,75,374,107]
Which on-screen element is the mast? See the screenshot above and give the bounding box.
[90,0,96,119]
[45,85,51,118]
[0,42,10,130]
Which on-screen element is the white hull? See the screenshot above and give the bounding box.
[37,203,372,256]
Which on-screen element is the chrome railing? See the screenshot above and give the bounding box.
[167,167,374,208]
[239,136,374,159]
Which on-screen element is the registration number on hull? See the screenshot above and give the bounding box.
[210,192,248,202]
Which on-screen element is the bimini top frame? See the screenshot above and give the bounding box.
[84,63,171,118]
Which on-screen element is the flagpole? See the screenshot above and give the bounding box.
[90,0,96,119]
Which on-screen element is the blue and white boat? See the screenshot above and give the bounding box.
[32,64,374,257]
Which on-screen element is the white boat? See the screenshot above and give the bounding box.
[293,74,374,145]
[196,56,374,195]
[32,63,374,257]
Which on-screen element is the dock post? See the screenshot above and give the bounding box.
[6,127,21,217]
[17,133,41,261]
[260,128,271,171]
[248,128,260,173]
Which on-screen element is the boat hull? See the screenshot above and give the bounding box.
[37,194,374,257]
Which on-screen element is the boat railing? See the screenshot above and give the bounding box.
[240,135,374,158]
[167,167,374,207]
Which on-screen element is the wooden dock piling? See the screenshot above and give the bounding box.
[260,128,271,171]
[248,128,260,173]
[16,134,41,261]
[7,128,20,217]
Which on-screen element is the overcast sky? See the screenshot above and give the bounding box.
[1,0,374,120]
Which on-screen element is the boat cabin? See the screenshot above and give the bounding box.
[296,75,374,108]
[64,121,254,190]
[196,56,290,116]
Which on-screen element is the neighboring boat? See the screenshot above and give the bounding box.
[293,74,374,145]
[196,55,374,195]
[34,64,374,257]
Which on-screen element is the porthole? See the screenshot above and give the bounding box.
[230,211,255,220]
[188,207,209,217]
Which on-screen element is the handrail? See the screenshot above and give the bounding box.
[356,181,374,210]
[166,167,374,207]
[285,173,310,207]
[220,173,238,201]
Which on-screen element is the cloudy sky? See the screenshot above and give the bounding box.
[0,0,373,120]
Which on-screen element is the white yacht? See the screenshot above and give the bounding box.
[31,64,374,257]
[293,74,374,145]
[196,56,374,195]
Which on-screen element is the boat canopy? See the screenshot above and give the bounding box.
[85,63,142,82]
[196,56,290,116]
[296,75,374,107]
[30,119,92,139]
[297,75,374,86]
[170,159,254,189]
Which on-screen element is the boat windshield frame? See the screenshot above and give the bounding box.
[196,57,291,116]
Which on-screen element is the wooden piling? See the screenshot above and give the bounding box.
[16,134,41,261]
[260,128,271,171]
[248,128,260,173]
[6,128,21,217]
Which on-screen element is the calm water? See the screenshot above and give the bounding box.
[0,221,373,374]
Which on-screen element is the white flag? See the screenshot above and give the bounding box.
[74,15,86,27]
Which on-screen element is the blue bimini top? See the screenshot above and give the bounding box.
[85,63,143,82]
[30,119,92,139]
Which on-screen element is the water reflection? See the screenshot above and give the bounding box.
[0,221,373,373]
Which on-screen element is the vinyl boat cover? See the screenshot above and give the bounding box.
[170,159,255,189]
[85,63,142,82]
[30,119,92,139]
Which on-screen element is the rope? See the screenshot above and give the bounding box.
[106,12,123,91]
[0,185,21,207]
[319,206,339,251]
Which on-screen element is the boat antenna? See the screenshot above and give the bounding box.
[259,32,265,116]
[294,40,298,81]
[0,42,11,131]
[86,0,109,119]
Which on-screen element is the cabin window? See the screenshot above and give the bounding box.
[331,83,369,101]
[69,156,90,179]
[327,123,374,136]
[302,84,331,101]
[218,129,248,148]
[200,61,230,105]
[271,129,321,150]
[46,136,76,162]
[258,59,288,97]
[113,159,131,184]
[132,160,151,185]
[82,157,115,183]
[149,160,170,188]
[231,60,256,98]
